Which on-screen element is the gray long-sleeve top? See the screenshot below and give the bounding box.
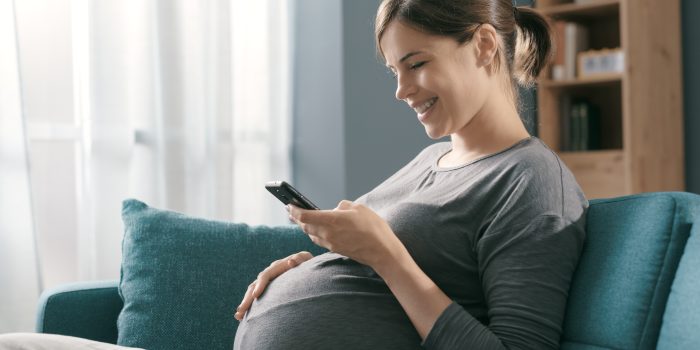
[234,137,587,350]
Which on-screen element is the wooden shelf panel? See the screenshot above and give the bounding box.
[540,74,622,89]
[560,150,627,199]
[538,0,619,20]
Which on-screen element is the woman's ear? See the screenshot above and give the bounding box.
[473,24,499,67]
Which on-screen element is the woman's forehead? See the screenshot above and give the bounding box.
[381,21,443,64]
[381,21,460,66]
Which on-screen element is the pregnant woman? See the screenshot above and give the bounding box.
[0,0,586,349]
[233,0,587,349]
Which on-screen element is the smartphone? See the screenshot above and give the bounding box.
[265,181,320,210]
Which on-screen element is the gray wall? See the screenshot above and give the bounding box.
[293,0,700,206]
[292,0,346,209]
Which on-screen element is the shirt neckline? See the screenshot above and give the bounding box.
[431,136,536,172]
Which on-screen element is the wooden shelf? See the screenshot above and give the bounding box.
[535,0,684,198]
[539,0,619,20]
[540,74,622,89]
[559,150,627,199]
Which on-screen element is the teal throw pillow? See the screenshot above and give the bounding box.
[117,199,325,350]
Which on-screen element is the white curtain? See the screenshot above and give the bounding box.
[0,0,42,333]
[3,0,293,328]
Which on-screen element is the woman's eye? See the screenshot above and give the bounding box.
[387,62,425,79]
[410,61,426,70]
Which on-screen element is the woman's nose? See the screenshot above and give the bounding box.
[395,73,417,101]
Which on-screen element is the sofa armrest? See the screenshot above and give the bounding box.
[36,280,122,344]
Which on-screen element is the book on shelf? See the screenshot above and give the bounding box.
[560,94,572,151]
[551,20,589,81]
[578,48,625,79]
[561,98,601,152]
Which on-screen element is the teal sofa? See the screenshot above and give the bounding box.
[35,192,700,349]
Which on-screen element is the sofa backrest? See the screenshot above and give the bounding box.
[655,193,700,349]
[560,192,700,350]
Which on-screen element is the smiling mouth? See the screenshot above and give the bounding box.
[414,97,438,114]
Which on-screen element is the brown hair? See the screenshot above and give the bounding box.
[375,0,553,87]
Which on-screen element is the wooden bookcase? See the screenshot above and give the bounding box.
[535,0,684,199]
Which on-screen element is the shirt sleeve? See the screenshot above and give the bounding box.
[422,214,586,350]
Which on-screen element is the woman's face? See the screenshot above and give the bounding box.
[380,20,492,139]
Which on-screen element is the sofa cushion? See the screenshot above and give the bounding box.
[117,199,325,350]
[656,193,700,349]
[560,193,693,350]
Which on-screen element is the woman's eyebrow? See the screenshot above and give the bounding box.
[386,51,425,68]
[399,51,424,63]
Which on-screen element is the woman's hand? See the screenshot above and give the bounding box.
[234,251,314,321]
[289,202,454,340]
[288,200,406,268]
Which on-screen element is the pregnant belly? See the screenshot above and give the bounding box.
[233,253,423,350]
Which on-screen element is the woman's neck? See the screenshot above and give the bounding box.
[440,96,530,167]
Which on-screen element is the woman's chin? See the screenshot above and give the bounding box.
[423,125,446,140]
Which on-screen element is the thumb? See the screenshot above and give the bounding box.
[288,204,330,224]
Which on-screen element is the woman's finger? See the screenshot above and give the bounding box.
[288,251,313,266]
[235,281,257,320]
[235,252,313,321]
[253,270,274,298]
[295,251,314,262]
[307,234,329,251]
[253,252,310,297]
[289,204,330,225]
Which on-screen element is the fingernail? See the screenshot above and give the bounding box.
[236,305,241,311]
